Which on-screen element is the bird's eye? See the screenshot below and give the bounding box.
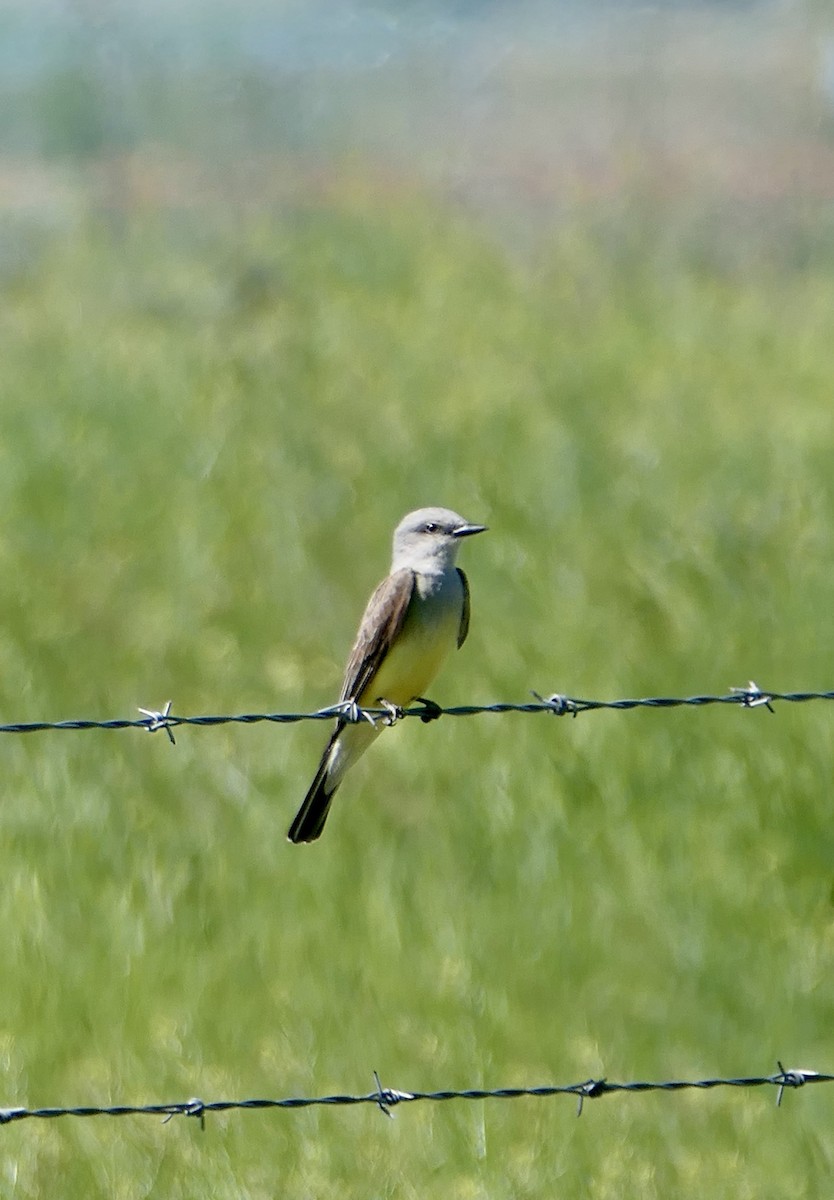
[423,522,439,533]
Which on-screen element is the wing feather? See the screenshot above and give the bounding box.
[456,568,471,648]
[339,568,416,703]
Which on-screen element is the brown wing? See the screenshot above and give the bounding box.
[456,568,471,648]
[339,568,416,703]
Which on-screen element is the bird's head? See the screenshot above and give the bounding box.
[391,507,487,573]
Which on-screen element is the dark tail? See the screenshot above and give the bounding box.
[288,733,340,843]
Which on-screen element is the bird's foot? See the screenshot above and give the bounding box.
[415,696,443,723]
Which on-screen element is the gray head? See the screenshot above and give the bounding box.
[390,506,487,573]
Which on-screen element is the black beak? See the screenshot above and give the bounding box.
[452,523,488,538]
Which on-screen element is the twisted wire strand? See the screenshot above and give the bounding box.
[1,1066,829,1129]
[0,686,831,738]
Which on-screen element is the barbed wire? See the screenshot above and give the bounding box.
[3,698,828,1135]
[1,1065,830,1130]
[0,683,832,742]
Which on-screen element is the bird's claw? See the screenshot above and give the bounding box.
[415,696,443,723]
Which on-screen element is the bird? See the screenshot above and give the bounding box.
[287,507,487,843]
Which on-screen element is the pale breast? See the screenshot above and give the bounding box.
[358,570,464,706]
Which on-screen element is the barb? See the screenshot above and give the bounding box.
[137,700,176,745]
[0,684,833,738]
[1,1066,830,1129]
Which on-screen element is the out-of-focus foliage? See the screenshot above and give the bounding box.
[2,2,834,1197]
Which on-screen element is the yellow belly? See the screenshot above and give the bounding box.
[357,580,462,707]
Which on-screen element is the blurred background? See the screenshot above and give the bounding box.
[3,0,834,260]
[3,1,834,1196]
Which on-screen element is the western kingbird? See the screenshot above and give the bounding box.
[288,506,486,843]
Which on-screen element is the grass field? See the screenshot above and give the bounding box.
[2,187,834,1197]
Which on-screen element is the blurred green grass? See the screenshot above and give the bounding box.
[2,190,834,1197]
